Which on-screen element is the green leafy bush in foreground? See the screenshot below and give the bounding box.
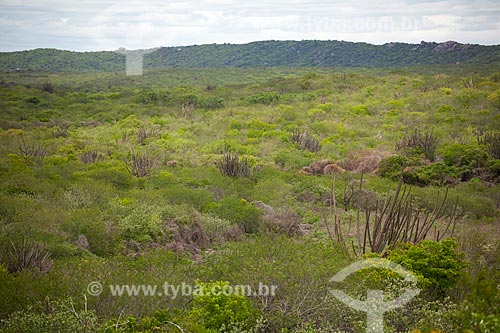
[388,238,466,295]
[187,280,261,331]
[99,280,261,333]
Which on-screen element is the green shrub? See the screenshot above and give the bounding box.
[188,280,260,331]
[198,214,237,243]
[179,93,199,106]
[388,239,466,295]
[273,148,313,170]
[278,104,300,121]
[379,155,408,181]
[84,164,136,189]
[488,159,500,179]
[116,203,164,244]
[348,104,369,115]
[441,143,490,168]
[63,208,120,256]
[102,309,180,333]
[402,168,430,186]
[198,95,224,109]
[465,147,490,169]
[252,176,292,207]
[453,270,500,333]
[413,162,461,186]
[163,186,213,210]
[339,255,417,302]
[247,92,279,105]
[200,236,352,330]
[318,102,334,112]
[388,297,458,332]
[206,196,262,233]
[0,297,98,333]
[0,264,25,317]
[136,89,173,105]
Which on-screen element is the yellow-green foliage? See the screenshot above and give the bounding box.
[387,239,466,293]
[188,280,260,330]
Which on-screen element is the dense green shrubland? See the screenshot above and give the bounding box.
[0,67,499,332]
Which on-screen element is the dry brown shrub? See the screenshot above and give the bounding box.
[253,201,306,236]
[341,149,391,174]
[323,163,345,174]
[299,160,345,176]
[299,160,332,175]
[166,160,178,167]
[342,180,380,211]
[162,217,210,255]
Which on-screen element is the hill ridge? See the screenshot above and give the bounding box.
[1,39,499,72]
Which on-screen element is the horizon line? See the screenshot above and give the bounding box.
[1,39,499,53]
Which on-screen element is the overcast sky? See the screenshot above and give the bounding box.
[0,0,499,51]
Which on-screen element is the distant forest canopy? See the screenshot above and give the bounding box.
[1,40,500,72]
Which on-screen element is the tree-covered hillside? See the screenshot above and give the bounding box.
[1,40,500,72]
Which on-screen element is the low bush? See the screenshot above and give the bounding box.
[247,92,279,105]
[488,159,500,179]
[441,143,490,168]
[136,89,173,105]
[404,162,462,186]
[0,297,98,333]
[379,155,408,180]
[84,163,137,189]
[199,214,242,243]
[163,185,213,210]
[116,203,165,244]
[0,264,25,317]
[200,236,352,331]
[187,280,261,331]
[450,263,500,333]
[63,208,120,256]
[205,196,263,233]
[273,148,313,170]
[388,239,466,296]
[198,95,224,109]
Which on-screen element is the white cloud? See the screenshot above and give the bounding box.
[0,0,499,51]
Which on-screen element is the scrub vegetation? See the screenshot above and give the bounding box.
[0,65,499,332]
